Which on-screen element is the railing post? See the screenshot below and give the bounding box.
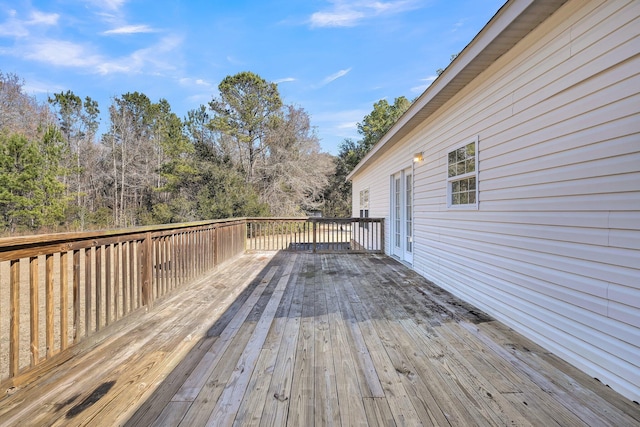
[312,220,317,253]
[141,232,153,308]
[380,218,385,253]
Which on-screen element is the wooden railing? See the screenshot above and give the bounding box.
[0,217,383,387]
[246,217,384,253]
[0,219,246,386]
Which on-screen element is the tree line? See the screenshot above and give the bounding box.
[0,69,410,235]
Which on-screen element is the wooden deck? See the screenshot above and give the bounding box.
[0,252,638,426]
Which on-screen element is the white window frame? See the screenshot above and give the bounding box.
[447,135,479,209]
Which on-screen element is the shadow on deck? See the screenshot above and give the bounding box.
[1,252,638,426]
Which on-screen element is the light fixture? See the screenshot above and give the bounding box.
[413,152,424,163]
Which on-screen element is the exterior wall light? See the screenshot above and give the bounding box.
[413,152,424,163]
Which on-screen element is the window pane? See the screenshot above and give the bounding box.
[460,179,468,192]
[457,162,466,175]
[469,177,476,190]
[466,142,475,157]
[448,151,456,164]
[466,158,475,173]
[448,165,456,177]
[452,181,459,192]
[469,192,476,204]
[453,193,460,205]
[457,147,466,160]
[460,192,468,204]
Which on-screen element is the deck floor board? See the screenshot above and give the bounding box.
[1,252,638,426]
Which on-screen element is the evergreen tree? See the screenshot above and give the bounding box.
[0,128,67,232]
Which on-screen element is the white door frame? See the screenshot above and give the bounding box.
[390,167,413,264]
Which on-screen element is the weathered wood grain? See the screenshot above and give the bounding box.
[2,252,639,427]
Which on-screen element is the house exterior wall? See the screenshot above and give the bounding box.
[351,0,640,401]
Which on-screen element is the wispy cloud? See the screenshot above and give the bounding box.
[85,0,127,12]
[98,35,182,74]
[179,77,213,87]
[309,0,420,28]
[16,34,183,76]
[312,108,368,139]
[320,67,352,86]
[226,55,245,66]
[410,75,437,93]
[0,9,59,37]
[274,77,296,84]
[23,39,103,68]
[102,24,156,35]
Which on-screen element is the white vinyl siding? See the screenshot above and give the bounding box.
[350,0,640,401]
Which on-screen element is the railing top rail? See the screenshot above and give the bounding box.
[0,217,247,250]
[246,217,384,222]
[0,216,385,253]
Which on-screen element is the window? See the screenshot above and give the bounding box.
[447,138,478,207]
[359,188,369,228]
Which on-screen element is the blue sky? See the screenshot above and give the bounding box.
[0,0,505,154]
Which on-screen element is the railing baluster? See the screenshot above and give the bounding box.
[114,243,120,322]
[96,245,102,331]
[46,254,54,358]
[105,244,111,326]
[60,250,68,350]
[30,256,39,367]
[73,249,80,341]
[10,259,20,377]
[85,247,92,337]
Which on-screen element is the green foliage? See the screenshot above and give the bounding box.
[209,71,283,181]
[0,129,68,233]
[195,162,270,219]
[358,96,411,152]
[323,97,412,216]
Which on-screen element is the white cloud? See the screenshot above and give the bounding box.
[85,0,127,11]
[16,34,183,76]
[310,0,420,28]
[310,10,364,28]
[337,121,358,130]
[102,24,156,35]
[410,75,437,93]
[320,67,352,86]
[0,9,59,37]
[22,79,65,95]
[274,77,296,84]
[97,35,182,74]
[28,11,60,26]
[226,55,245,65]
[179,77,213,87]
[23,39,103,68]
[312,108,367,138]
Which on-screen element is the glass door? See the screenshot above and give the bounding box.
[390,168,413,263]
